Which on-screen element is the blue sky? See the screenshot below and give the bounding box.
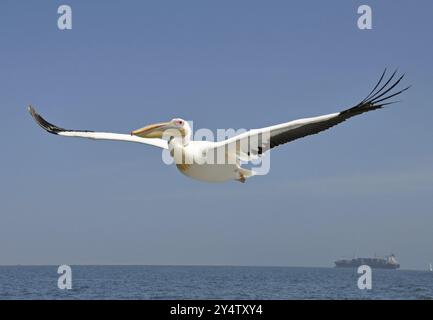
[0,0,432,269]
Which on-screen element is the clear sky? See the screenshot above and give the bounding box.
[1,0,432,269]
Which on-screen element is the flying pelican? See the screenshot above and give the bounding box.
[29,70,409,183]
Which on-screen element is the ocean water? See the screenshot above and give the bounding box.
[0,266,432,300]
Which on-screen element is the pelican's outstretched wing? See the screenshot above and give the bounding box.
[212,70,410,161]
[28,106,168,149]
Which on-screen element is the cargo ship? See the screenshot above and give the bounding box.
[335,254,400,269]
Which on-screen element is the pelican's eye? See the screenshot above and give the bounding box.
[175,120,184,126]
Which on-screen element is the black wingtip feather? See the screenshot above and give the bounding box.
[371,85,411,105]
[368,69,398,101]
[28,105,66,134]
[341,69,410,118]
[369,73,405,104]
[360,68,387,103]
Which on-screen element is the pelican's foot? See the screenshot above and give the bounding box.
[236,173,246,183]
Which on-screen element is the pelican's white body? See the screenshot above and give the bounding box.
[169,140,254,182]
[177,162,243,182]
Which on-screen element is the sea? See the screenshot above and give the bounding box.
[0,266,432,300]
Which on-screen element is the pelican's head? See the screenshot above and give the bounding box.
[131,118,191,141]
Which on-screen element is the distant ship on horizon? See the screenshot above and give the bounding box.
[335,254,400,270]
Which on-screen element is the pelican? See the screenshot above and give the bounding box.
[29,70,409,183]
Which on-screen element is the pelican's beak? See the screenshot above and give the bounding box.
[130,122,172,138]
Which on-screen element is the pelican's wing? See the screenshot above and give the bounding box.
[28,106,168,149]
[212,70,410,161]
